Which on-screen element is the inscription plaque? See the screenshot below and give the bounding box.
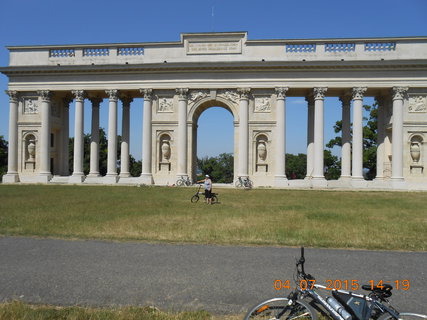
[187,41,241,54]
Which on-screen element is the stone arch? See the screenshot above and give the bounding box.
[188,96,238,123]
[188,97,238,182]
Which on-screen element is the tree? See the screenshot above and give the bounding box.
[197,153,234,183]
[0,136,8,177]
[326,102,378,180]
[285,153,306,179]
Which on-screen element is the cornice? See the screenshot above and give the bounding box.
[2,60,427,76]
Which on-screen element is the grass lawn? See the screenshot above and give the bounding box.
[0,185,426,251]
[0,301,241,320]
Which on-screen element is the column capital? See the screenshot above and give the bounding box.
[305,94,315,106]
[352,87,367,100]
[313,87,327,100]
[140,88,153,101]
[105,89,119,102]
[339,93,352,106]
[237,87,251,100]
[375,95,386,106]
[5,90,19,102]
[391,86,409,100]
[38,90,53,102]
[120,95,133,107]
[72,90,86,102]
[89,96,103,107]
[275,87,289,99]
[62,94,73,107]
[176,88,189,100]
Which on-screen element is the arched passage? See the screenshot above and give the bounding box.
[188,98,237,182]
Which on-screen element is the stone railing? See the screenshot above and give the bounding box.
[6,36,427,67]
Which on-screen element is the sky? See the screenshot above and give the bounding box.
[0,0,426,160]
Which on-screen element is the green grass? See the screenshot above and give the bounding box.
[0,301,241,320]
[0,185,426,251]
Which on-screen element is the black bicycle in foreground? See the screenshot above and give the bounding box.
[244,247,426,320]
[190,184,218,203]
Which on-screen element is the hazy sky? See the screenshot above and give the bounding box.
[0,0,426,159]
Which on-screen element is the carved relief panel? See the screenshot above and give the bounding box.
[408,96,427,113]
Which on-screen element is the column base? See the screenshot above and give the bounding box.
[2,173,20,183]
[139,173,154,185]
[119,172,131,178]
[103,174,119,184]
[87,172,101,178]
[69,174,86,184]
[339,175,351,181]
[35,173,53,183]
[274,175,289,187]
[304,176,312,181]
[311,177,328,188]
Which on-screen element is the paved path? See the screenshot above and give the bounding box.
[0,237,425,315]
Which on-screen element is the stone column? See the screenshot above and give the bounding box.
[305,95,314,179]
[351,87,367,181]
[391,87,408,184]
[3,90,19,183]
[312,87,327,187]
[176,88,189,179]
[61,95,72,176]
[88,97,102,177]
[274,87,289,186]
[69,90,86,183]
[238,88,250,178]
[120,95,133,178]
[140,89,154,184]
[105,89,119,183]
[375,96,386,181]
[37,90,53,182]
[339,94,352,180]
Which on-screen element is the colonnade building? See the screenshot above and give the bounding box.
[1,32,427,189]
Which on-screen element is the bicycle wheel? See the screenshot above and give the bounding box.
[211,195,218,204]
[244,298,317,320]
[176,179,184,186]
[379,313,427,320]
[191,195,199,203]
[245,180,253,189]
[235,180,243,188]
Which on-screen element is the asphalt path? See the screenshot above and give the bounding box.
[0,237,425,315]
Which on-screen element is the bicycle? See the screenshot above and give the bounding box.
[176,175,192,186]
[190,184,218,204]
[244,247,427,320]
[235,176,253,189]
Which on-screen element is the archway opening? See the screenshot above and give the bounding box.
[193,104,234,183]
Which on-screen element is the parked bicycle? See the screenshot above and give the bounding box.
[244,247,427,320]
[176,175,192,186]
[235,176,253,189]
[190,184,218,204]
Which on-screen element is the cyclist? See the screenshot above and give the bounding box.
[198,174,213,204]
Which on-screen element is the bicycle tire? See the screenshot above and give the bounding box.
[211,195,218,204]
[244,297,317,320]
[191,195,199,203]
[235,180,243,188]
[176,179,184,186]
[379,312,427,320]
[245,180,253,189]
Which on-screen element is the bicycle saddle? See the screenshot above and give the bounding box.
[362,284,393,298]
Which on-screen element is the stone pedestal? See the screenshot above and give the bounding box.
[69,174,85,184]
[139,173,154,185]
[274,175,289,187]
[311,178,328,188]
[2,174,20,183]
[103,175,119,184]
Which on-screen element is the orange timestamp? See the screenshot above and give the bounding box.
[274,279,411,291]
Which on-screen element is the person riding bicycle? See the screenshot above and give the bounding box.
[198,174,213,204]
